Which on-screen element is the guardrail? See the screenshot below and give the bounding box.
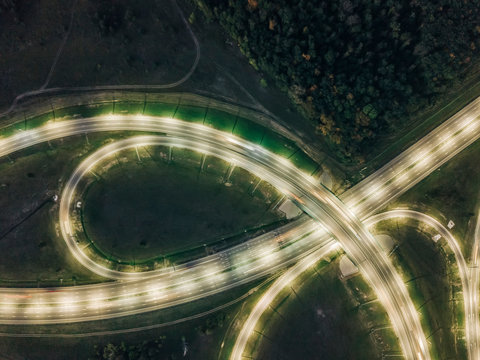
[0,91,321,175]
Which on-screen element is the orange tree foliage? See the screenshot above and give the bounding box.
[199,0,480,163]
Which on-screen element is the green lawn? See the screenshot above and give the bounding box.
[250,257,388,360]
[375,222,464,359]
[261,129,297,158]
[25,111,54,130]
[232,116,265,144]
[0,131,165,285]
[0,136,125,286]
[394,139,480,259]
[143,102,178,118]
[0,121,25,138]
[173,104,207,123]
[0,278,270,360]
[81,146,285,265]
[54,103,115,119]
[113,101,145,115]
[203,108,237,132]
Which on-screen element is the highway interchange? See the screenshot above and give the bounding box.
[0,95,479,359]
[0,116,428,359]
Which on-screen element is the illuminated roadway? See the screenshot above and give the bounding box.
[232,209,471,360]
[342,96,480,219]
[471,209,480,359]
[230,96,480,360]
[0,95,479,358]
[366,210,475,359]
[232,96,480,359]
[231,239,340,360]
[0,210,328,324]
[0,116,428,359]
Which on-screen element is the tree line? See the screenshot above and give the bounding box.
[195,0,480,163]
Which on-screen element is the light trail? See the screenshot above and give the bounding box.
[0,94,478,357]
[0,205,326,324]
[232,209,471,360]
[367,210,474,360]
[231,242,339,360]
[470,208,480,359]
[0,120,430,359]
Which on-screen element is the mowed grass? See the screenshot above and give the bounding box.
[0,137,110,285]
[253,262,386,359]
[82,146,285,263]
[0,131,156,285]
[394,139,480,259]
[378,222,464,359]
[0,277,271,360]
[250,257,386,360]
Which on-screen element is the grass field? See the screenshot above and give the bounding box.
[0,139,105,286]
[375,221,464,359]
[363,61,480,178]
[81,146,285,264]
[393,139,480,259]
[248,256,396,360]
[0,108,315,278]
[0,277,272,359]
[0,131,154,285]
[0,0,196,110]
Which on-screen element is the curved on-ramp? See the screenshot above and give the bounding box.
[0,117,428,359]
[232,209,473,360]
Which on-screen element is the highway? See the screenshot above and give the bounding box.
[230,96,480,360]
[0,100,478,358]
[471,209,480,359]
[231,209,471,360]
[367,210,475,359]
[342,96,480,219]
[231,240,339,360]
[0,117,428,359]
[0,208,329,324]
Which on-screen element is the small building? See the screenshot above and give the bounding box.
[278,199,302,219]
[339,255,359,279]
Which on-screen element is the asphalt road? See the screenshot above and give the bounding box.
[367,210,475,359]
[0,117,428,359]
[0,98,478,358]
[232,209,470,360]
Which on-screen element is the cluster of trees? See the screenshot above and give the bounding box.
[93,337,169,360]
[92,1,144,36]
[92,312,228,359]
[0,0,18,12]
[197,0,480,162]
[195,312,226,334]
[0,0,26,22]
